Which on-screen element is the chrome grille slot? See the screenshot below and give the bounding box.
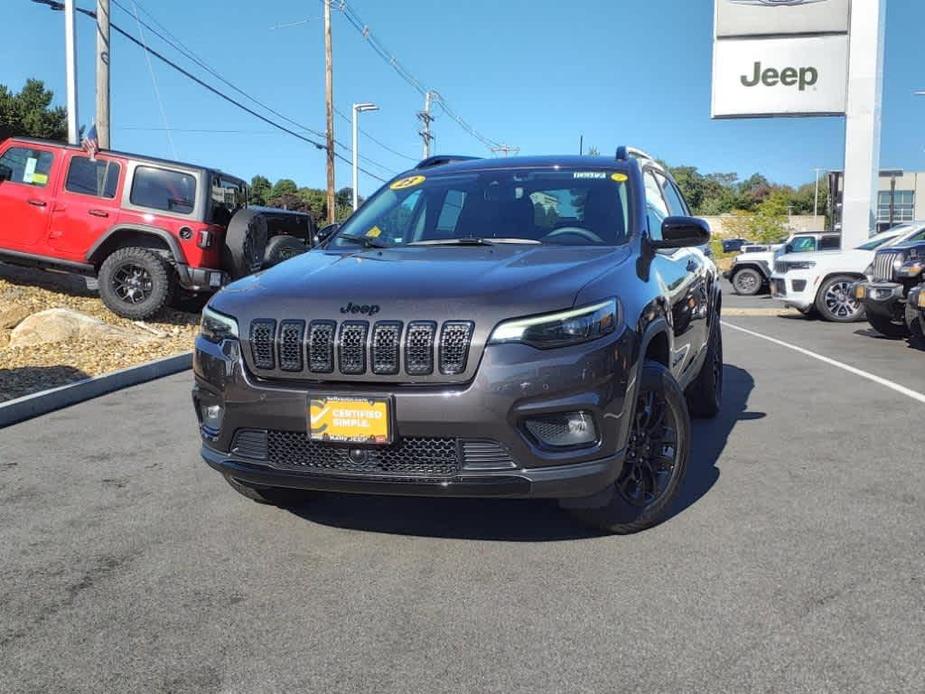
[250,319,276,370]
[278,320,305,372]
[338,321,369,375]
[405,321,437,375]
[372,321,402,375]
[308,320,336,373]
[439,321,474,375]
[873,251,902,282]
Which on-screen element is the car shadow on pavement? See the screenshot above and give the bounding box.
[283,363,759,542]
[0,365,91,403]
[667,364,759,524]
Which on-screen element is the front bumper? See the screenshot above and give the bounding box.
[909,285,925,316]
[769,270,816,310]
[853,280,905,319]
[193,327,638,500]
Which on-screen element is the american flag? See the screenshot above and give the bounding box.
[81,123,99,161]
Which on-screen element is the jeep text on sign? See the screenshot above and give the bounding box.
[716,0,851,38]
[712,35,848,118]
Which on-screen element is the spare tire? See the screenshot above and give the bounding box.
[264,234,308,267]
[224,209,269,279]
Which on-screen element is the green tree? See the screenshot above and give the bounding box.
[249,175,271,206]
[269,178,298,200]
[0,79,68,140]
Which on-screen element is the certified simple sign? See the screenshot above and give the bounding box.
[712,35,848,117]
[716,0,851,38]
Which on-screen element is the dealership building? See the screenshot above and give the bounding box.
[829,170,925,231]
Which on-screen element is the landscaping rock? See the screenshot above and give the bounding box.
[9,308,160,348]
[0,304,30,329]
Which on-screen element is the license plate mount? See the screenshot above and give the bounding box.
[308,395,393,445]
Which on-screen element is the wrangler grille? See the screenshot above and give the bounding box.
[872,251,903,282]
[247,318,473,379]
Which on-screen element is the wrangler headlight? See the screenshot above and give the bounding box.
[786,261,816,270]
[489,299,619,349]
[200,306,239,343]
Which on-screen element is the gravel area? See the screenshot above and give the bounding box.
[0,262,199,402]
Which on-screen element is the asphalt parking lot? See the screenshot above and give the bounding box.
[1,285,923,693]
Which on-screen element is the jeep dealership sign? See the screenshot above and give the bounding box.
[712,35,849,117]
[712,0,851,118]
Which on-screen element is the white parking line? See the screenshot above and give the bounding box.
[722,321,925,405]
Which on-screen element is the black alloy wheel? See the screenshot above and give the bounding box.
[112,262,154,304]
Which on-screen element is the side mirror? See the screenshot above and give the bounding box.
[0,164,12,182]
[651,216,710,249]
[313,222,339,246]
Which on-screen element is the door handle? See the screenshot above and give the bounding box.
[88,209,109,218]
[27,199,47,207]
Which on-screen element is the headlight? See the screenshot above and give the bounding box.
[200,306,239,343]
[785,261,816,270]
[897,260,925,278]
[489,299,619,349]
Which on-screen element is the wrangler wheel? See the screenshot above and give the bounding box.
[98,247,176,320]
[731,268,762,296]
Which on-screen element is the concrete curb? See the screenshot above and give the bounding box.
[0,352,192,429]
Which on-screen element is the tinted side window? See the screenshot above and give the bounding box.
[644,171,669,241]
[66,157,121,198]
[130,166,196,214]
[788,237,817,253]
[0,147,54,187]
[656,173,689,217]
[818,236,840,251]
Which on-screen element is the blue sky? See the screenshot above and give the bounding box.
[5,0,924,195]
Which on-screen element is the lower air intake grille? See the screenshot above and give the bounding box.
[231,429,268,460]
[250,320,276,370]
[440,321,474,375]
[460,440,517,470]
[266,431,460,477]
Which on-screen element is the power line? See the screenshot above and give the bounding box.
[333,107,417,163]
[128,0,177,160]
[331,0,514,153]
[35,0,389,182]
[109,0,395,176]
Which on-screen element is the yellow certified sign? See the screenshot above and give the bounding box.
[390,175,426,190]
[309,396,391,444]
[611,172,628,183]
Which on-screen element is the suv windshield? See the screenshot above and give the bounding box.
[331,167,632,249]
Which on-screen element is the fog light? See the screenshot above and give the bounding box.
[201,403,224,432]
[524,411,597,448]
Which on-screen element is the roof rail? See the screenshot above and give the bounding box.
[615,146,657,163]
[415,155,481,169]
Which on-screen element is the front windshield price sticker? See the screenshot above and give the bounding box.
[390,175,426,190]
[611,173,628,183]
[366,225,382,238]
[309,396,392,445]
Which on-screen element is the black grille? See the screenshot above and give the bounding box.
[873,251,903,282]
[278,320,305,372]
[231,429,268,460]
[308,320,336,373]
[250,319,276,370]
[461,440,517,470]
[338,321,369,374]
[266,430,460,477]
[372,321,402,375]
[405,321,437,375]
[440,321,474,375]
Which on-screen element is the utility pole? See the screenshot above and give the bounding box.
[323,0,336,223]
[64,0,79,144]
[418,90,435,158]
[813,167,824,219]
[96,0,111,149]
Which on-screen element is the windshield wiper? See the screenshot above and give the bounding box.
[408,237,541,247]
[336,233,388,249]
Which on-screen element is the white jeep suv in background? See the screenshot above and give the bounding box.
[770,224,925,322]
[724,231,840,295]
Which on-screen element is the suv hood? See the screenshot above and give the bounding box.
[776,248,873,269]
[212,244,632,324]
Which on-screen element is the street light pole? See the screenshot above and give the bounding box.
[813,167,825,219]
[352,103,379,211]
[64,0,79,144]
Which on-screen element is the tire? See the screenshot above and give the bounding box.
[686,318,723,418]
[565,360,691,535]
[224,209,269,279]
[222,474,310,507]
[797,306,816,317]
[814,275,866,323]
[263,234,308,267]
[731,268,763,296]
[905,301,925,345]
[97,247,176,320]
[866,311,909,338]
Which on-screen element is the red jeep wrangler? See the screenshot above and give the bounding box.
[0,137,312,319]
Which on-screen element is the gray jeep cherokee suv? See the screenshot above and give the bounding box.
[192,148,723,533]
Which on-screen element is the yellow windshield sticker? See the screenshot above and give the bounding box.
[366,226,382,238]
[611,172,628,183]
[390,175,426,190]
